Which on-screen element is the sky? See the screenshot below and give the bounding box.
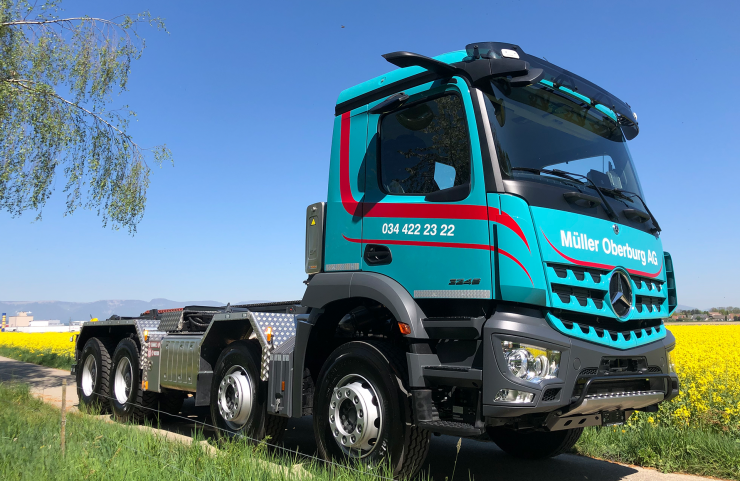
[1,0,738,310]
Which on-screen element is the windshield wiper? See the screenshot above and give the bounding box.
[512,167,619,222]
[611,188,662,234]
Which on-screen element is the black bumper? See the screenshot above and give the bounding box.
[480,306,679,419]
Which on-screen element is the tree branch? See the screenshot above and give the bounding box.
[3,78,141,150]
[2,17,115,27]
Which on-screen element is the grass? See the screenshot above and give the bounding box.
[0,382,397,481]
[0,345,74,370]
[575,424,740,480]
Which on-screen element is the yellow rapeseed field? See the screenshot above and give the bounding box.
[0,332,75,357]
[648,324,740,433]
[1,326,739,432]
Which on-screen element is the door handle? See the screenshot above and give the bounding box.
[364,244,393,266]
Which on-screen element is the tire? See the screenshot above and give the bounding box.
[210,340,288,443]
[76,337,113,413]
[158,388,187,416]
[109,338,158,423]
[313,341,430,479]
[488,427,584,459]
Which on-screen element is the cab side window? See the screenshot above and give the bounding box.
[379,95,471,195]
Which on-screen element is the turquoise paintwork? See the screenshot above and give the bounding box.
[493,194,548,305]
[360,78,494,298]
[532,206,668,323]
[546,312,667,349]
[336,51,468,108]
[323,107,367,271]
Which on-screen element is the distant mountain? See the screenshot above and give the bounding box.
[0,299,227,323]
[676,304,701,312]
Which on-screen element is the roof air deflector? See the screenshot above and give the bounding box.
[382,51,457,76]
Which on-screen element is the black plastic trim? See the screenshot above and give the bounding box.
[422,316,486,339]
[503,179,659,235]
[424,183,471,202]
[335,71,438,116]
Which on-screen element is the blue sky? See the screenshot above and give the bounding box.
[1,0,738,309]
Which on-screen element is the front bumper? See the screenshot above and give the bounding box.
[481,306,679,419]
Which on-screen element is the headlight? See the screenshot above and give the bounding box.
[502,341,561,383]
[667,349,676,374]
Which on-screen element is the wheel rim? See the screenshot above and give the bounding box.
[81,354,97,397]
[217,365,253,429]
[328,374,382,457]
[114,356,133,404]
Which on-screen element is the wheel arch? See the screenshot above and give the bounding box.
[76,325,138,360]
[301,272,428,339]
[296,273,429,414]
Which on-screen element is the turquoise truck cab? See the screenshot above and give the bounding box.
[74,42,680,479]
[322,43,676,331]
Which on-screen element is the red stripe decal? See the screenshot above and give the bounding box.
[540,230,663,278]
[343,235,533,285]
[489,208,530,252]
[337,113,530,251]
[339,112,362,217]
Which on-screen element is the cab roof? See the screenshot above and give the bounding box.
[335,42,639,139]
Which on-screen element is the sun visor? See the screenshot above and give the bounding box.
[463,43,639,140]
[522,54,640,140]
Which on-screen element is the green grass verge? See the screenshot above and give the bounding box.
[0,346,73,370]
[0,382,396,481]
[575,424,740,480]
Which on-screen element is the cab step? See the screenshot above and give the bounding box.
[417,420,484,436]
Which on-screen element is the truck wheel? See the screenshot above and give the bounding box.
[313,341,430,479]
[488,427,584,459]
[76,337,112,413]
[159,388,187,416]
[210,340,288,443]
[109,338,158,423]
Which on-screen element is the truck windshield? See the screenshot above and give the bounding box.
[483,80,645,199]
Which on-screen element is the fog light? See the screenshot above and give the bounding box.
[495,389,534,403]
[502,341,560,383]
[667,349,676,374]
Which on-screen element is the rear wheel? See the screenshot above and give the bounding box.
[76,337,112,413]
[313,341,430,479]
[488,427,584,459]
[109,338,158,422]
[210,340,288,443]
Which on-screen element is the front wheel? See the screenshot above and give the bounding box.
[488,427,584,459]
[313,341,430,479]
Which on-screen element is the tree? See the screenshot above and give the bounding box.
[0,0,170,233]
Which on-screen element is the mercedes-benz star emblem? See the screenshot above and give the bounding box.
[613,224,620,235]
[608,270,633,318]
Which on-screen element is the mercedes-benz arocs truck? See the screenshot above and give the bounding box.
[73,41,680,478]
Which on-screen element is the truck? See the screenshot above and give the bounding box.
[72,41,680,478]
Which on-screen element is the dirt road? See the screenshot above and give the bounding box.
[0,355,717,481]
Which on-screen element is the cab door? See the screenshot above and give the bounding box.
[361,80,493,300]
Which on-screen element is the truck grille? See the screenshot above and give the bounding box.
[547,263,667,319]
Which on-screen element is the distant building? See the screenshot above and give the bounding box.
[29,320,61,327]
[7,311,33,327]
